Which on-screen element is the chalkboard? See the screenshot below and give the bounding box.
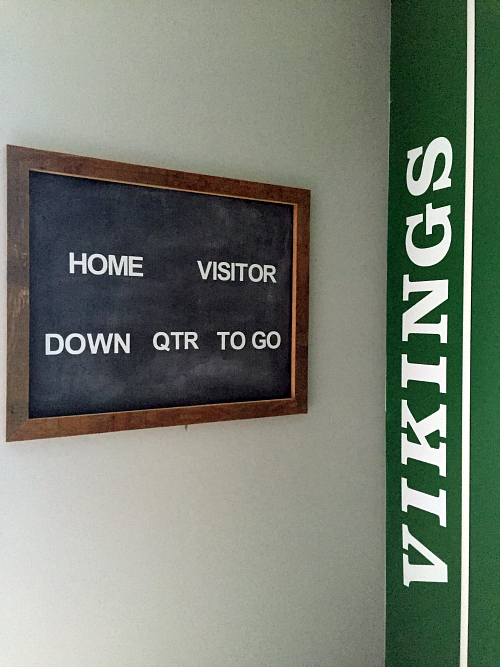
[7,146,310,440]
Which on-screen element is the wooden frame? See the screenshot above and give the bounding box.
[6,145,310,441]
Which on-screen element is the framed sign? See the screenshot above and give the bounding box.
[6,146,309,441]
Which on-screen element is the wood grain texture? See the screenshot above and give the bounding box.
[6,145,310,441]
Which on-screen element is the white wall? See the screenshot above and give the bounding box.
[0,2,389,666]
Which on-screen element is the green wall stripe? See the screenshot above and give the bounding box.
[388,2,467,664]
[460,1,474,664]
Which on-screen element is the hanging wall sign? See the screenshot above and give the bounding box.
[6,146,309,441]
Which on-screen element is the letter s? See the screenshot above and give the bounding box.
[406,137,452,196]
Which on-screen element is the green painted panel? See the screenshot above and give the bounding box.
[387,2,467,665]
[468,2,500,665]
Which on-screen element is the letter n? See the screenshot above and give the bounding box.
[402,275,448,342]
[402,524,448,586]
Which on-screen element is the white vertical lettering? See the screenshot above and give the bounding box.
[406,204,452,267]
[401,355,447,393]
[401,478,446,526]
[401,401,446,476]
[402,524,448,586]
[406,136,452,196]
[402,275,449,342]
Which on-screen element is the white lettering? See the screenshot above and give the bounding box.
[263,265,277,283]
[252,331,266,349]
[128,256,143,277]
[153,332,170,351]
[45,333,64,355]
[46,333,130,355]
[87,333,113,354]
[267,331,281,349]
[108,255,128,276]
[402,524,448,586]
[218,261,231,281]
[230,331,245,349]
[197,261,212,280]
[248,264,264,282]
[402,479,446,526]
[69,252,87,274]
[402,275,448,342]
[170,332,183,350]
[406,204,452,267]
[401,401,446,477]
[87,254,108,275]
[235,263,248,281]
[406,136,452,196]
[217,332,230,350]
[65,333,86,355]
[401,355,446,393]
[114,333,130,354]
[69,253,143,276]
[184,332,199,349]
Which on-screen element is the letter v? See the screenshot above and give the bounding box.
[402,524,448,586]
[197,260,212,280]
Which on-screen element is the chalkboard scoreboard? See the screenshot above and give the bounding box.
[7,146,309,441]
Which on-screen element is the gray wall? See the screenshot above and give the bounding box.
[0,2,390,666]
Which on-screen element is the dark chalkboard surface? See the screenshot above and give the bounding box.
[29,171,293,417]
[7,146,310,440]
